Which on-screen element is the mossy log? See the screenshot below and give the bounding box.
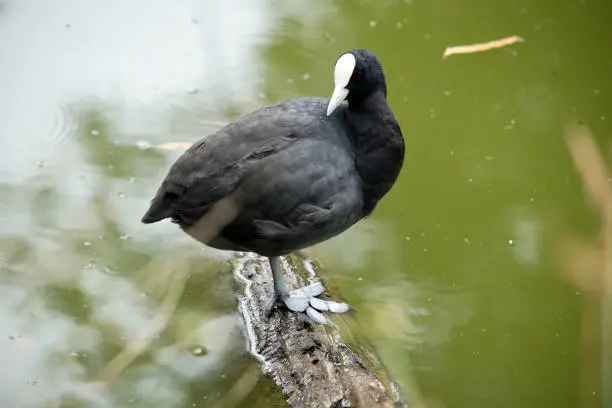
[234,253,407,408]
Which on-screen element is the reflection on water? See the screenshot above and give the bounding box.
[1,0,611,406]
[0,0,285,406]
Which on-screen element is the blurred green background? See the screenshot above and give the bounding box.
[0,0,611,407]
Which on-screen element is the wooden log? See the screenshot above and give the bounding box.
[234,253,407,408]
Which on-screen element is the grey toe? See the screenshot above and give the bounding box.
[308,297,350,313]
[306,307,330,325]
[276,282,350,324]
[289,281,325,298]
[326,301,350,313]
[308,297,329,311]
[283,294,310,312]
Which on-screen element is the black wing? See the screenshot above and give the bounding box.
[211,137,363,255]
[141,97,352,227]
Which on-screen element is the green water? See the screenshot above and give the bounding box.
[1,0,611,407]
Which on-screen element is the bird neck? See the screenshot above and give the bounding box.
[347,88,387,114]
[345,90,405,215]
[345,90,398,142]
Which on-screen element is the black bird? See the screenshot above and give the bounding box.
[141,49,404,324]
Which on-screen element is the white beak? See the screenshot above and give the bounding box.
[326,52,356,116]
[326,86,349,116]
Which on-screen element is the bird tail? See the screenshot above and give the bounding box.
[141,192,176,224]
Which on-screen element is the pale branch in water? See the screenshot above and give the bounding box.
[234,253,407,408]
[442,35,523,59]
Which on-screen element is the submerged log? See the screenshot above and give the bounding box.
[234,253,407,408]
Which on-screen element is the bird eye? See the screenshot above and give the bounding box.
[353,71,363,80]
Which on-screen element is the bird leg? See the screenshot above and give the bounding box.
[264,256,350,324]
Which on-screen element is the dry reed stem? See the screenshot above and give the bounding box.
[564,121,611,408]
[442,35,523,59]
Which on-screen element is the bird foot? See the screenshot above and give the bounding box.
[264,282,350,325]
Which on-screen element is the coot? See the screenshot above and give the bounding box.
[142,49,404,324]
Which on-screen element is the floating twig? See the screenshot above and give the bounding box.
[152,141,194,150]
[442,35,524,59]
[151,142,193,150]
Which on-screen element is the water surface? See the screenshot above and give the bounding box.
[1,0,611,407]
